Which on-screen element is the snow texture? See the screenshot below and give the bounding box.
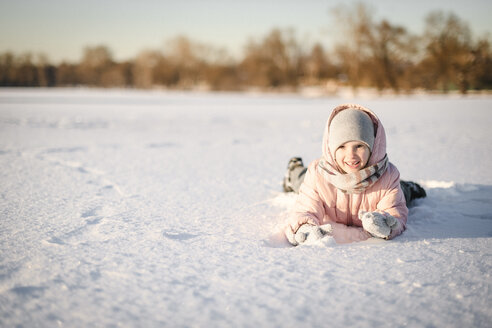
[1,88,491,327]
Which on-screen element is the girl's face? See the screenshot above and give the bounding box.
[335,141,371,173]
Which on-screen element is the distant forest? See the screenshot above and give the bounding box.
[1,5,491,94]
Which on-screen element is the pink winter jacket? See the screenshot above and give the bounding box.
[285,104,408,244]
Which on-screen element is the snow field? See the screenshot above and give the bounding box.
[0,89,491,327]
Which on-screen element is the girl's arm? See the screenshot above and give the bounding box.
[286,161,373,244]
[376,164,409,239]
[285,161,325,234]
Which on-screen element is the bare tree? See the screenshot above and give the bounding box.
[304,43,337,84]
[164,36,207,88]
[469,38,492,90]
[56,62,78,86]
[0,52,16,86]
[332,3,374,91]
[133,50,160,88]
[1,6,490,93]
[331,3,419,93]
[366,20,418,92]
[240,28,303,89]
[78,45,114,86]
[420,11,472,93]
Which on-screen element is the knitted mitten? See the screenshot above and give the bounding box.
[359,211,398,239]
[286,223,333,246]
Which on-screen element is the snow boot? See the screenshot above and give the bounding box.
[400,180,427,206]
[283,157,307,193]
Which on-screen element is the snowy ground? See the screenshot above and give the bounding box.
[0,88,491,327]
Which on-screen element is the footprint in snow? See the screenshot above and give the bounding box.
[147,142,179,149]
[80,206,108,225]
[86,217,102,225]
[162,230,199,241]
[45,236,66,245]
[81,206,102,218]
[44,146,87,154]
[10,285,47,298]
[44,206,109,246]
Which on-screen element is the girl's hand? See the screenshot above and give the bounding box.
[286,223,333,246]
[359,211,398,239]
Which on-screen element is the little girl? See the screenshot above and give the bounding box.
[284,103,425,245]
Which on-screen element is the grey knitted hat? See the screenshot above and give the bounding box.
[328,108,375,157]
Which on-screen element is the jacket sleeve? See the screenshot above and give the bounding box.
[376,164,408,239]
[329,221,372,244]
[285,161,324,235]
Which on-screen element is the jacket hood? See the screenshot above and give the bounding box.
[322,104,387,171]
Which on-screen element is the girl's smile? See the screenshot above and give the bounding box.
[335,141,370,173]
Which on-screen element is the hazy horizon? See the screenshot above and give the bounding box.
[1,0,491,64]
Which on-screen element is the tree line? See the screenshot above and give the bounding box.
[1,5,491,94]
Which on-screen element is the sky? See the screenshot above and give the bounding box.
[1,0,491,64]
